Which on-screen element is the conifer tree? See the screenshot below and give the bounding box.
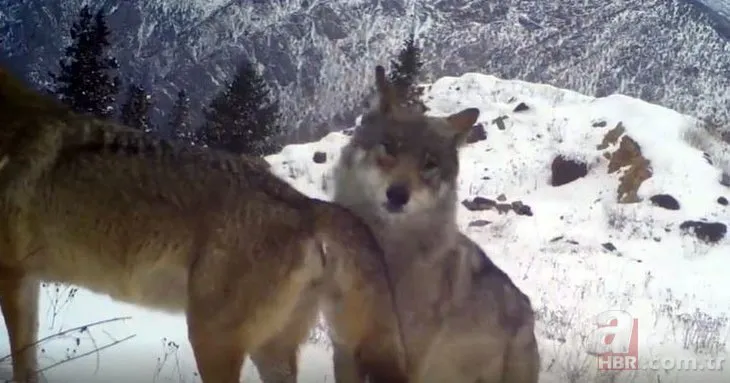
[199,59,282,156]
[119,83,153,132]
[168,89,195,144]
[49,5,120,119]
[388,33,425,109]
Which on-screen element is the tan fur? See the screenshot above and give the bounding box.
[0,68,406,383]
[327,65,540,382]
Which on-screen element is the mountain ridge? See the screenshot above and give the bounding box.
[2,0,729,143]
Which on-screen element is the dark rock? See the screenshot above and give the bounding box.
[462,197,496,211]
[718,197,728,206]
[592,120,607,128]
[721,172,730,187]
[551,155,588,186]
[513,102,529,112]
[468,220,491,227]
[342,128,355,136]
[492,116,509,130]
[679,221,727,243]
[649,194,680,210]
[497,193,507,201]
[703,152,713,165]
[549,236,564,242]
[566,239,579,245]
[511,201,534,216]
[495,203,513,214]
[312,151,327,163]
[602,242,617,251]
[465,123,487,144]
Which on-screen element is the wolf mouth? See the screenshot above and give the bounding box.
[383,202,405,213]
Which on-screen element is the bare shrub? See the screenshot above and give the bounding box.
[677,310,728,355]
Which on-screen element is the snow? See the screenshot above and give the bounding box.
[2,72,730,383]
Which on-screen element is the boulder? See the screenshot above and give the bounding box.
[649,194,680,210]
[551,155,588,187]
[679,221,727,243]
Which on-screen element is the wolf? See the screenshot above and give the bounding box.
[325,65,540,383]
[0,68,408,383]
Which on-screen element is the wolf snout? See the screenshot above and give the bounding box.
[385,183,410,211]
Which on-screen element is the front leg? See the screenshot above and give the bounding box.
[332,342,365,383]
[0,269,40,383]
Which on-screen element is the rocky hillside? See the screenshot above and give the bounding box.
[2,0,729,142]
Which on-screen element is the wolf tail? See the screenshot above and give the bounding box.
[310,198,411,381]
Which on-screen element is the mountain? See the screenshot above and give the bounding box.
[3,70,728,383]
[2,0,729,144]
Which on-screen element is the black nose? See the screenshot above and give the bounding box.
[385,184,410,208]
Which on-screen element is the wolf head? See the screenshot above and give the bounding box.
[334,66,479,227]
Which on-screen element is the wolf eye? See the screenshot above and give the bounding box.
[378,141,396,156]
[423,156,438,171]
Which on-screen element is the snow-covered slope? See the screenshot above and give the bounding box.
[268,73,730,382]
[2,73,729,383]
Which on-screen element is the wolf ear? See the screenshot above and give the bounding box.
[375,65,396,115]
[446,108,480,145]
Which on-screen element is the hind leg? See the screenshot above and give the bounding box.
[0,268,39,383]
[501,325,540,383]
[186,239,325,383]
[353,337,408,383]
[186,261,250,383]
[250,293,321,383]
[324,285,406,383]
[325,312,406,383]
[331,341,403,383]
[187,323,248,383]
[332,342,365,383]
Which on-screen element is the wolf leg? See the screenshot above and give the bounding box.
[500,324,540,383]
[250,293,320,383]
[332,343,400,383]
[355,342,409,383]
[0,268,40,383]
[186,234,325,383]
[332,342,365,383]
[187,322,247,383]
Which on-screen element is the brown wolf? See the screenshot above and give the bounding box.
[325,65,540,382]
[0,68,407,383]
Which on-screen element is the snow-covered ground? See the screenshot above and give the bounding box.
[2,72,729,383]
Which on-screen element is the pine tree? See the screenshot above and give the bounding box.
[388,33,425,110]
[199,60,283,156]
[168,89,195,144]
[120,83,153,132]
[49,5,120,119]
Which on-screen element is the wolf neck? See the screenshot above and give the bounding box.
[351,191,460,259]
[381,206,459,258]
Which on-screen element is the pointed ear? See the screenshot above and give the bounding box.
[447,107,480,132]
[375,65,396,114]
[447,108,480,145]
